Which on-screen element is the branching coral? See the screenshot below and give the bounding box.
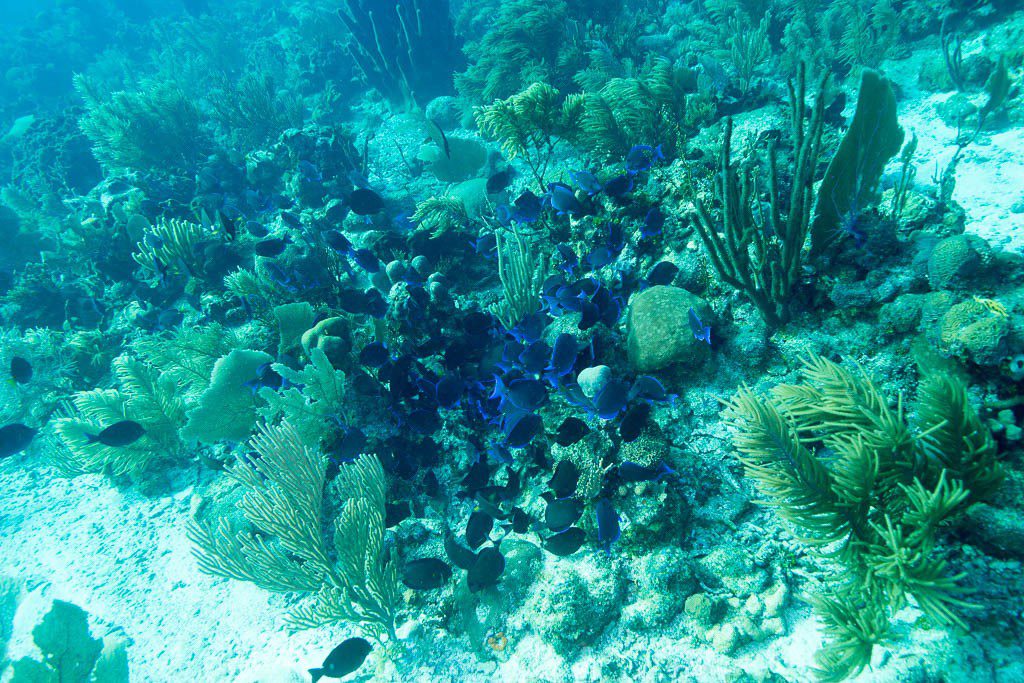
[258,347,349,446]
[132,217,210,280]
[52,356,187,479]
[689,64,827,327]
[576,59,691,160]
[475,82,583,190]
[76,76,210,173]
[188,421,400,638]
[456,0,575,102]
[338,0,463,110]
[494,227,546,329]
[724,356,1002,680]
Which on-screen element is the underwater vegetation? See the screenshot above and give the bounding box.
[1,0,1024,680]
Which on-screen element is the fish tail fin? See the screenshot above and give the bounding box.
[308,668,324,683]
[85,433,100,444]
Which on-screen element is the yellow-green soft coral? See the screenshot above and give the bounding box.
[724,356,1001,680]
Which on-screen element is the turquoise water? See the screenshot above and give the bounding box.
[1,1,1023,681]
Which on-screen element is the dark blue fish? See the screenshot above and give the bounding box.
[445,532,477,570]
[594,380,628,420]
[584,246,616,270]
[486,168,514,194]
[545,497,583,532]
[547,334,577,378]
[618,460,675,482]
[579,300,600,331]
[348,189,384,216]
[462,456,490,492]
[595,498,620,554]
[435,375,463,408]
[472,233,497,257]
[641,208,665,237]
[359,342,389,367]
[554,244,578,274]
[324,229,351,253]
[243,362,285,394]
[518,341,550,375]
[245,220,268,237]
[625,144,665,173]
[364,289,388,318]
[507,379,547,411]
[548,460,580,497]
[467,545,505,593]
[629,375,669,403]
[10,356,31,384]
[309,638,372,683]
[619,403,651,442]
[280,211,302,229]
[254,237,289,257]
[603,174,634,197]
[511,507,531,533]
[503,411,542,448]
[401,558,451,590]
[688,307,711,345]
[385,500,412,527]
[547,182,583,215]
[495,204,513,225]
[511,312,549,344]
[553,417,589,448]
[645,261,678,287]
[0,424,36,459]
[569,169,602,195]
[326,427,367,464]
[466,510,494,549]
[512,191,542,223]
[352,248,380,273]
[265,263,297,293]
[86,420,145,447]
[543,527,586,556]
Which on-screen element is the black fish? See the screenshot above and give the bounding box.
[619,403,651,443]
[486,168,513,194]
[0,424,37,459]
[617,460,674,482]
[385,501,412,528]
[430,120,451,158]
[548,460,580,498]
[254,238,289,257]
[444,532,477,570]
[511,507,531,534]
[543,527,586,556]
[466,510,494,549]
[467,545,505,593]
[645,261,679,286]
[545,497,583,532]
[553,418,588,447]
[401,557,452,590]
[9,356,31,384]
[461,458,490,492]
[359,342,389,368]
[309,637,372,683]
[348,189,384,216]
[86,420,145,447]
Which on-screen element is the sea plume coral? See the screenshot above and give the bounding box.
[724,356,1001,680]
[188,421,399,638]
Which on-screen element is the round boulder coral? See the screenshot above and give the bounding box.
[927,234,988,289]
[626,286,712,373]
